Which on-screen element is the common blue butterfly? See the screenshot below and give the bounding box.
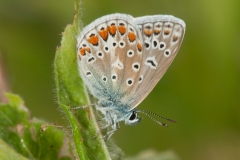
[76,13,185,139]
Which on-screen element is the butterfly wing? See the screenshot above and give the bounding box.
[127,15,186,109]
[77,14,144,103]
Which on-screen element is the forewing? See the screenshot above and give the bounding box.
[77,14,143,102]
[128,15,186,108]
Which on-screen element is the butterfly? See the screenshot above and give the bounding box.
[76,13,185,139]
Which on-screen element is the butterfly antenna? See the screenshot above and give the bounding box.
[136,110,168,127]
[137,110,176,126]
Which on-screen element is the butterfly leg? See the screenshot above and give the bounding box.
[92,122,112,139]
[93,111,113,139]
[103,123,120,140]
[103,114,120,140]
[97,118,105,122]
[103,129,117,140]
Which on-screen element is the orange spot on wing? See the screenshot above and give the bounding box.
[84,47,91,53]
[144,29,152,37]
[88,35,99,45]
[154,29,161,35]
[98,29,108,41]
[137,42,142,52]
[118,26,126,35]
[108,25,117,36]
[79,47,91,56]
[79,48,86,56]
[128,32,136,42]
[173,35,179,42]
[164,29,170,35]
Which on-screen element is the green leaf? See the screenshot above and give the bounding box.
[0,93,72,160]
[0,139,28,160]
[54,0,123,160]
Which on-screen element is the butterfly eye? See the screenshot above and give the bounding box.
[129,111,136,120]
[125,111,141,126]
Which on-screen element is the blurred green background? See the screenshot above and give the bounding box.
[0,0,240,159]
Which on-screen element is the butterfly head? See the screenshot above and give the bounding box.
[125,110,142,126]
